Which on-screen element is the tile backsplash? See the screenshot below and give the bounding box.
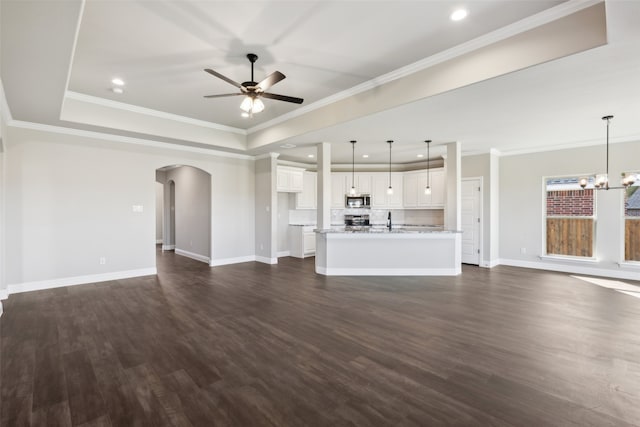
[289,208,444,226]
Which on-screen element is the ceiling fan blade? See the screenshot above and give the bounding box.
[204,68,243,89]
[257,71,286,92]
[261,92,304,104]
[203,93,243,98]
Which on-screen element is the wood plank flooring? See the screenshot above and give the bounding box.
[2,247,640,426]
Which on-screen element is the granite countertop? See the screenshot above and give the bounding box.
[289,223,342,226]
[315,226,462,234]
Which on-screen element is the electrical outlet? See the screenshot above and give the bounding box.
[260,243,264,250]
[99,257,106,265]
[520,247,527,255]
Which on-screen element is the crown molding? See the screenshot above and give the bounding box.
[8,120,253,160]
[499,133,640,157]
[60,0,86,115]
[254,152,280,160]
[0,78,13,123]
[247,0,603,135]
[64,91,247,135]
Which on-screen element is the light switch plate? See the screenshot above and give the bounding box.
[132,205,144,213]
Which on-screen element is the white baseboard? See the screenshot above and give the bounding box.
[7,267,157,295]
[480,259,500,268]
[175,248,210,264]
[209,254,279,267]
[156,239,163,244]
[277,251,290,257]
[315,267,461,276]
[0,301,3,317]
[162,244,175,251]
[255,256,278,265]
[210,255,256,267]
[498,258,640,281]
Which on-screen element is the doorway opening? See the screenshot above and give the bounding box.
[461,177,482,265]
[156,165,211,264]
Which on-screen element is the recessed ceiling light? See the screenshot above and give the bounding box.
[362,154,369,158]
[307,154,315,158]
[112,87,124,94]
[450,8,468,21]
[111,78,125,86]
[280,143,297,149]
[241,112,249,118]
[417,154,424,158]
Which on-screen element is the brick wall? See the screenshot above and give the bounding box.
[546,189,594,216]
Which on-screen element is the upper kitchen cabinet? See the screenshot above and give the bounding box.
[331,173,349,208]
[277,166,304,192]
[355,173,373,195]
[428,169,445,207]
[296,171,317,209]
[403,168,445,208]
[372,172,403,208]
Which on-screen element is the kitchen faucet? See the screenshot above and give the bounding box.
[387,211,392,230]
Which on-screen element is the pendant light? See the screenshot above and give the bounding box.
[349,140,357,195]
[581,115,637,190]
[593,115,613,190]
[387,140,394,195]
[424,140,432,195]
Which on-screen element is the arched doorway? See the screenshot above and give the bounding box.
[156,165,211,263]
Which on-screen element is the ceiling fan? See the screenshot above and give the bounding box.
[203,53,303,116]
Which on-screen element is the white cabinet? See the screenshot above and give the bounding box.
[289,226,316,258]
[296,171,316,209]
[372,172,403,208]
[403,168,445,209]
[277,166,304,192]
[403,172,420,208]
[429,169,445,207]
[331,173,349,208]
[355,173,373,195]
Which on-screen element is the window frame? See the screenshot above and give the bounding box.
[542,175,597,260]
[621,174,640,264]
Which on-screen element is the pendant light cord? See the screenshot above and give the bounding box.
[606,117,610,179]
[350,140,356,191]
[602,115,613,189]
[387,140,393,187]
[426,140,431,187]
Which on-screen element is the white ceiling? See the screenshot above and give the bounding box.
[69,0,562,128]
[2,0,640,165]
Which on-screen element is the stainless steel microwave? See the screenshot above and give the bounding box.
[345,194,371,208]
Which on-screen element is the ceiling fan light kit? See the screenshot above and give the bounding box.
[204,53,303,117]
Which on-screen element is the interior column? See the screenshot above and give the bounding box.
[254,153,279,264]
[317,142,331,229]
[445,141,462,271]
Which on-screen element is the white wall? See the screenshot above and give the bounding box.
[277,192,292,254]
[164,166,211,260]
[462,152,499,266]
[3,125,255,289]
[254,155,277,263]
[499,140,640,279]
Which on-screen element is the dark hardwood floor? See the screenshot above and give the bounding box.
[2,247,640,426]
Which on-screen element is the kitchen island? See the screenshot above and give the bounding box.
[315,226,462,276]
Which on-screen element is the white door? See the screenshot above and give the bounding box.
[461,178,481,265]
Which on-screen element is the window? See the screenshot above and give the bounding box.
[624,175,640,261]
[545,177,595,257]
